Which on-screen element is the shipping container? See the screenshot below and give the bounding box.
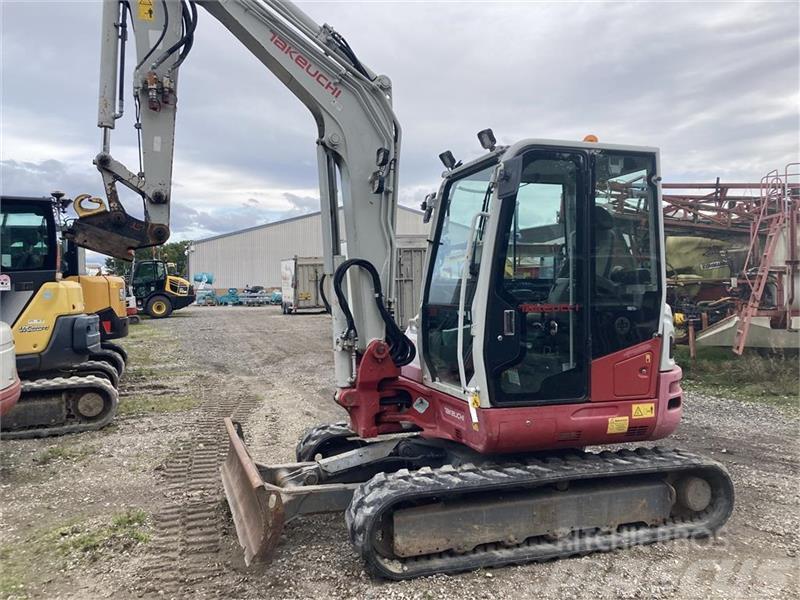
[280,256,327,313]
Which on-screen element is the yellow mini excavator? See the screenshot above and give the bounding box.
[58,194,129,377]
[0,195,118,438]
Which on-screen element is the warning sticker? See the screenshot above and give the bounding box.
[138,0,154,21]
[0,274,10,291]
[632,402,656,419]
[607,416,629,434]
[468,393,480,431]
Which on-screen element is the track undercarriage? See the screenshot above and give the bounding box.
[221,418,734,580]
[1,376,119,439]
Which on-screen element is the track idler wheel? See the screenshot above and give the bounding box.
[676,476,712,512]
[69,388,115,422]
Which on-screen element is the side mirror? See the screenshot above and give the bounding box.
[421,193,436,223]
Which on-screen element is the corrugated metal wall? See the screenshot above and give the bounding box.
[188,206,429,289]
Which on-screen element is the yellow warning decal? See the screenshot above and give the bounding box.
[632,402,655,419]
[468,393,480,431]
[607,416,629,434]
[138,0,154,21]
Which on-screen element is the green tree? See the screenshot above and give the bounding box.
[104,241,192,278]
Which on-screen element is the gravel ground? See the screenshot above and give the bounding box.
[1,305,797,599]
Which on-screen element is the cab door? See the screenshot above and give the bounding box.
[421,162,495,391]
[482,149,590,406]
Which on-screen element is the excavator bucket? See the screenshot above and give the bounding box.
[220,417,285,565]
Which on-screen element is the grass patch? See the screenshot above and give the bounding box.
[33,444,95,466]
[123,321,176,366]
[676,346,799,409]
[124,366,185,380]
[0,547,27,598]
[49,509,150,558]
[0,510,150,597]
[124,322,168,342]
[118,393,200,416]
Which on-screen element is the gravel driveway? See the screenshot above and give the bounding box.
[1,305,797,599]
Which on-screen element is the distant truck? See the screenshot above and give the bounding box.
[280,256,327,314]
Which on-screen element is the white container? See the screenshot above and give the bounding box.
[281,256,327,313]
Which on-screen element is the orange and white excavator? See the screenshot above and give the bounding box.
[72,0,734,579]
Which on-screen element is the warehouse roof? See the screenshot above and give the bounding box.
[192,204,424,245]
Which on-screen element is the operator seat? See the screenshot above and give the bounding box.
[593,204,636,283]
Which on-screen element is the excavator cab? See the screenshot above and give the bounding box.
[421,143,668,420]
[0,196,95,372]
[129,258,194,318]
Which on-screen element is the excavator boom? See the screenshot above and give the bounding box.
[73,0,402,386]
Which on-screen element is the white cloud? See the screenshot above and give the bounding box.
[1,0,797,253]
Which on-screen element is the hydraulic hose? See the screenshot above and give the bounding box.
[152,0,197,71]
[332,259,415,367]
[135,0,169,72]
[319,273,331,314]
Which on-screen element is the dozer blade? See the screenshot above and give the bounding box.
[220,417,285,565]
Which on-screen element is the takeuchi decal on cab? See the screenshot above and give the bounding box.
[519,303,582,313]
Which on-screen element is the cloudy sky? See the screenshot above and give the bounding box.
[2,1,798,251]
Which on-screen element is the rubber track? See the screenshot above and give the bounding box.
[101,341,128,364]
[36,360,120,389]
[2,376,119,439]
[90,348,125,377]
[295,421,354,462]
[346,447,734,580]
[73,360,120,388]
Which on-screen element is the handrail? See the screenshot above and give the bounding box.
[457,211,490,392]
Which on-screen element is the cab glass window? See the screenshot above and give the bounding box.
[0,206,56,271]
[592,152,662,357]
[133,262,156,284]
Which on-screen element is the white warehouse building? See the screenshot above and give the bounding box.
[187,205,429,290]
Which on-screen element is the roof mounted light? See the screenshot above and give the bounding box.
[375,147,390,167]
[477,128,496,151]
[583,134,599,143]
[439,151,457,170]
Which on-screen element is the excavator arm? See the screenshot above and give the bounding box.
[71,0,404,386]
